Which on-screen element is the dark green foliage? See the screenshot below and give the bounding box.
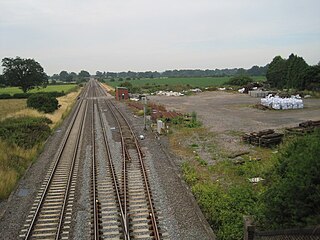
[262,129,320,229]
[303,65,320,91]
[266,56,288,89]
[78,70,90,78]
[286,54,309,89]
[0,93,12,99]
[1,57,48,93]
[224,75,253,86]
[266,54,311,90]
[13,93,32,99]
[192,183,258,240]
[0,117,52,148]
[0,74,7,87]
[247,65,269,76]
[27,93,59,113]
[59,70,69,81]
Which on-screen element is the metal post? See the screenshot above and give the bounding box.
[143,97,147,131]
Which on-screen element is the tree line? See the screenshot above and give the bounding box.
[92,65,268,80]
[51,70,91,82]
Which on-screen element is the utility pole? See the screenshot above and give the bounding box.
[142,96,147,131]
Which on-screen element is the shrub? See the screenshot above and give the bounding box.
[12,93,32,99]
[0,117,52,148]
[224,75,253,86]
[261,129,320,229]
[192,183,258,240]
[0,93,12,99]
[27,93,59,113]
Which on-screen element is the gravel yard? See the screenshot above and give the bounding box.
[149,91,320,133]
[149,91,320,157]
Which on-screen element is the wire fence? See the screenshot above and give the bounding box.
[244,217,320,240]
[250,226,320,240]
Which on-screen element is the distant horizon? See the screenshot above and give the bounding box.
[0,53,318,76]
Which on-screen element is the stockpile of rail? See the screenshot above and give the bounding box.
[128,100,182,121]
[243,120,320,148]
[242,129,284,147]
[285,120,320,135]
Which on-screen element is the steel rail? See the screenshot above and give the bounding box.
[91,86,100,240]
[96,80,160,239]
[24,83,90,240]
[55,98,88,240]
[107,100,161,240]
[95,91,130,240]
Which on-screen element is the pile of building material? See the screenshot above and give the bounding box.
[155,91,184,96]
[151,111,182,121]
[249,90,269,98]
[261,95,303,110]
[242,129,284,147]
[285,120,320,135]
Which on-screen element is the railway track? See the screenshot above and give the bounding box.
[20,79,164,239]
[95,82,162,239]
[20,84,90,240]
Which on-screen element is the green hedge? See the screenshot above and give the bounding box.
[27,93,59,113]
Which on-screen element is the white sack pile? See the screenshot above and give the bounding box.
[261,95,304,110]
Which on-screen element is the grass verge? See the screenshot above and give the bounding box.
[168,122,276,239]
[0,88,81,200]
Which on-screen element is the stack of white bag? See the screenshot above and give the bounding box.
[261,94,304,110]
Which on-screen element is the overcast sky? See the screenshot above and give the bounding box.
[1,0,319,75]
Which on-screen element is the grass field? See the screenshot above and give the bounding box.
[105,76,266,88]
[0,99,27,120]
[0,84,78,95]
[0,88,81,199]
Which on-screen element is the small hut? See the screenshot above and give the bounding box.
[115,87,129,100]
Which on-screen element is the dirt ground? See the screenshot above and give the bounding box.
[149,91,320,133]
[149,91,320,158]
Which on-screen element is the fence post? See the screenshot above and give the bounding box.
[244,216,255,240]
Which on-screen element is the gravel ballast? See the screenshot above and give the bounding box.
[0,94,215,240]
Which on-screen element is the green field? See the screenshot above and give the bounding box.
[0,84,78,95]
[105,76,266,88]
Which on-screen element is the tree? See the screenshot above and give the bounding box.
[266,56,288,89]
[286,54,308,89]
[0,74,6,87]
[303,65,320,91]
[51,74,59,80]
[96,71,103,78]
[2,57,48,93]
[79,70,90,78]
[59,70,69,81]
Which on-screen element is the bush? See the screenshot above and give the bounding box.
[192,183,258,240]
[224,75,253,86]
[27,93,59,113]
[12,93,32,99]
[0,93,12,99]
[0,117,52,148]
[261,129,320,229]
